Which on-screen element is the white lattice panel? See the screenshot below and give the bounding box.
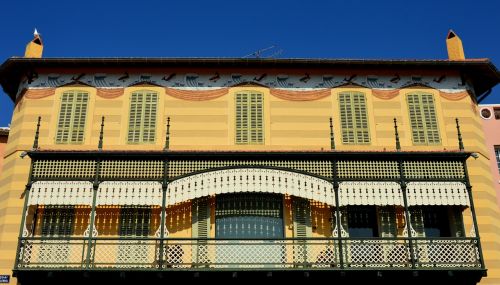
[343,240,410,268]
[339,181,403,206]
[97,181,163,206]
[407,182,469,206]
[28,181,93,206]
[414,239,480,268]
[167,168,334,206]
[92,240,158,268]
[19,240,86,268]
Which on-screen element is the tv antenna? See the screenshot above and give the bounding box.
[243,45,283,58]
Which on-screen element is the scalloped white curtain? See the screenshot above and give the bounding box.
[338,181,403,206]
[166,168,335,206]
[406,182,469,206]
[96,181,162,206]
[28,181,93,206]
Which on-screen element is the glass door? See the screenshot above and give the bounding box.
[215,193,284,268]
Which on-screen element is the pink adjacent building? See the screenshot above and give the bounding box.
[479,104,500,207]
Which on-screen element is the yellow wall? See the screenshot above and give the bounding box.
[1,84,499,283]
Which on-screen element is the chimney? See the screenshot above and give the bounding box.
[24,29,43,58]
[446,30,465,60]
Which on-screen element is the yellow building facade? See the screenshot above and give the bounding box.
[0,34,499,284]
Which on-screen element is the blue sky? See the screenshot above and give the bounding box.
[0,0,498,127]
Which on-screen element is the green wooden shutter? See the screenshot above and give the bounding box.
[409,207,425,237]
[339,92,370,144]
[192,197,210,238]
[41,206,75,237]
[119,206,152,237]
[56,91,89,144]
[127,91,158,143]
[407,93,440,145]
[235,92,263,144]
[292,197,312,238]
[378,206,397,238]
[235,93,248,144]
[448,207,465,238]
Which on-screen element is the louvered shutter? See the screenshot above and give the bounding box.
[192,197,210,238]
[339,92,370,144]
[128,91,158,143]
[56,91,89,144]
[421,94,440,144]
[41,206,75,237]
[407,93,440,145]
[235,93,248,144]
[409,207,425,237]
[292,198,312,238]
[235,92,263,144]
[250,93,264,143]
[378,206,397,238]
[192,197,210,266]
[449,207,465,238]
[119,206,152,237]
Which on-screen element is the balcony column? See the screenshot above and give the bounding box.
[14,159,36,269]
[462,159,485,269]
[331,158,344,269]
[158,158,169,269]
[15,117,41,269]
[86,117,104,268]
[85,157,100,268]
[159,118,171,268]
[398,159,416,269]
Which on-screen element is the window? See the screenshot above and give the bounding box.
[409,206,464,237]
[406,93,441,145]
[338,92,370,144]
[119,206,152,237]
[495,146,500,174]
[346,206,377,237]
[494,108,500,120]
[216,193,284,238]
[127,91,158,143]
[40,206,75,237]
[56,91,89,144]
[235,92,264,144]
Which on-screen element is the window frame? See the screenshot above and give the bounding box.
[234,91,264,145]
[55,90,90,144]
[127,90,159,144]
[338,91,371,145]
[406,92,441,145]
[494,146,500,174]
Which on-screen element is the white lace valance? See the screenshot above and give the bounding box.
[338,181,403,206]
[28,181,93,206]
[97,181,163,206]
[166,168,335,206]
[406,182,469,206]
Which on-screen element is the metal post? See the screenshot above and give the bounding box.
[32,116,41,150]
[329,117,335,150]
[14,159,35,270]
[462,159,485,269]
[398,159,416,269]
[158,157,169,269]
[98,116,105,151]
[394,118,401,152]
[456,118,464,151]
[331,158,343,268]
[85,156,101,268]
[164,117,171,151]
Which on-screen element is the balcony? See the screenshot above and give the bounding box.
[17,237,481,269]
[13,150,487,283]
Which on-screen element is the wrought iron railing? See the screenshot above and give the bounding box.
[15,237,481,270]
